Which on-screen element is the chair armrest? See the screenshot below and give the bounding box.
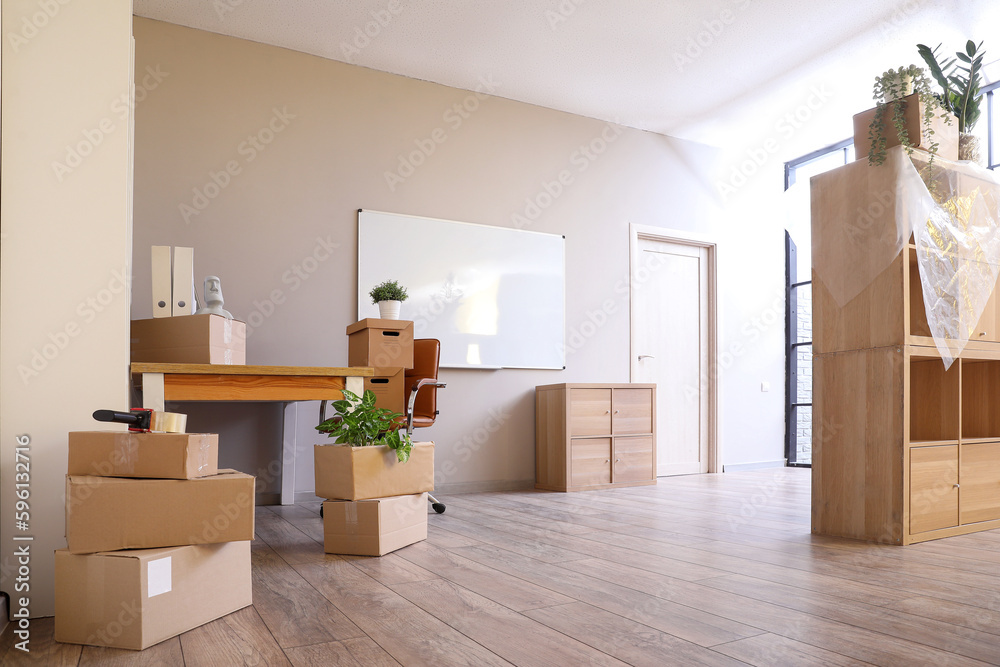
[406,378,446,434]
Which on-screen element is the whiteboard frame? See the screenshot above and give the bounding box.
[357,209,566,370]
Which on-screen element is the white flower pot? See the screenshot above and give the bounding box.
[377,300,401,319]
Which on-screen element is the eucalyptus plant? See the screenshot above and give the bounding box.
[917,40,985,133]
[867,65,949,182]
[369,279,408,304]
[315,389,413,462]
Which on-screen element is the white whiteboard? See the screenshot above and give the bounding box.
[358,210,565,369]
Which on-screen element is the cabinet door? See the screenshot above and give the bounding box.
[910,445,959,534]
[569,389,612,436]
[611,388,652,435]
[613,436,654,483]
[570,438,612,487]
[971,270,1000,342]
[960,442,1000,524]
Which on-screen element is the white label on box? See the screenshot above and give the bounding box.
[147,557,172,598]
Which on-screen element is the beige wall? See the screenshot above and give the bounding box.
[131,18,787,496]
[1,2,134,618]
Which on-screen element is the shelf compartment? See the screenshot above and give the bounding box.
[909,357,959,442]
[909,444,959,534]
[961,359,1000,440]
[960,441,1000,524]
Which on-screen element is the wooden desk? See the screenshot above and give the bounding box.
[131,363,373,504]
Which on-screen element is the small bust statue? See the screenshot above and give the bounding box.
[195,275,233,318]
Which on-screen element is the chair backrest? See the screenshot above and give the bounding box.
[406,338,441,424]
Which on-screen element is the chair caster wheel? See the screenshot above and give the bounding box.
[432,503,446,514]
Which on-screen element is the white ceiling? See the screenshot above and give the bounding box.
[133,0,1000,157]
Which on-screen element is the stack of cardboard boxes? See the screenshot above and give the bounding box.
[55,430,255,650]
[315,318,434,556]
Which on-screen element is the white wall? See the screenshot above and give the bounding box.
[1,1,133,619]
[131,18,788,494]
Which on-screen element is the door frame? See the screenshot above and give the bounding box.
[628,223,720,474]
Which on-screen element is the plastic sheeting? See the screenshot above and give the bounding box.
[811,145,1000,369]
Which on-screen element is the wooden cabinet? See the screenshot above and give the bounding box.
[812,153,1000,544]
[535,383,656,492]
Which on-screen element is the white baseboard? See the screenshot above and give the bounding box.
[722,460,788,472]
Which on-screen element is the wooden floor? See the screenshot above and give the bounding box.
[4,467,1000,666]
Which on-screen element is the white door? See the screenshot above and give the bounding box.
[632,236,711,475]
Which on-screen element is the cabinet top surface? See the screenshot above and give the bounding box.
[535,383,656,390]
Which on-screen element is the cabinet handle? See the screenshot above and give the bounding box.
[605,410,611,414]
[615,458,621,462]
[954,484,960,489]
[638,354,655,360]
[614,410,620,414]
[605,459,610,464]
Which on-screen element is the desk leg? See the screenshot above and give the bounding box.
[142,373,165,412]
[281,402,298,506]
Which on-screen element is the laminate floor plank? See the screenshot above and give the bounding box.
[885,596,1000,636]
[0,617,81,666]
[251,541,366,648]
[291,555,514,666]
[391,578,630,667]
[428,513,592,562]
[711,633,875,667]
[339,552,439,586]
[523,601,751,667]
[701,573,1000,664]
[448,543,766,647]
[254,508,325,564]
[393,539,578,611]
[78,638,184,666]
[178,606,291,667]
[284,637,401,667]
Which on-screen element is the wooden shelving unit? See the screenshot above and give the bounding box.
[535,383,656,492]
[811,153,1000,545]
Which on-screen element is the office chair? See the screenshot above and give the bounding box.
[405,338,447,513]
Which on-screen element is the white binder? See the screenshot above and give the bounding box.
[151,246,172,318]
[172,247,196,316]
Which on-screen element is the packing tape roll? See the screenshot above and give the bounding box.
[149,411,187,434]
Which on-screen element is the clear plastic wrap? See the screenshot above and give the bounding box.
[809,145,1000,368]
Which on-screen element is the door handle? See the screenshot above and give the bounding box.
[638,355,655,360]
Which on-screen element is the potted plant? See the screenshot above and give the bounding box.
[918,40,986,163]
[369,279,408,319]
[313,389,434,501]
[866,65,949,170]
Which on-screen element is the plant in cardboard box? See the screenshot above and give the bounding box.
[368,279,408,320]
[918,40,986,163]
[316,389,412,462]
[867,65,948,169]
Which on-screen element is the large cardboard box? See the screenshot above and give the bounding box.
[365,366,406,415]
[852,92,959,162]
[68,431,219,479]
[66,470,255,554]
[55,541,252,650]
[347,318,414,369]
[131,314,246,365]
[323,493,427,556]
[314,442,434,501]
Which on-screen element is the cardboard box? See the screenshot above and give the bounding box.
[131,314,246,365]
[314,442,434,501]
[68,431,219,479]
[365,366,406,415]
[323,493,427,556]
[55,541,252,650]
[853,92,959,162]
[347,318,414,369]
[66,470,255,554]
